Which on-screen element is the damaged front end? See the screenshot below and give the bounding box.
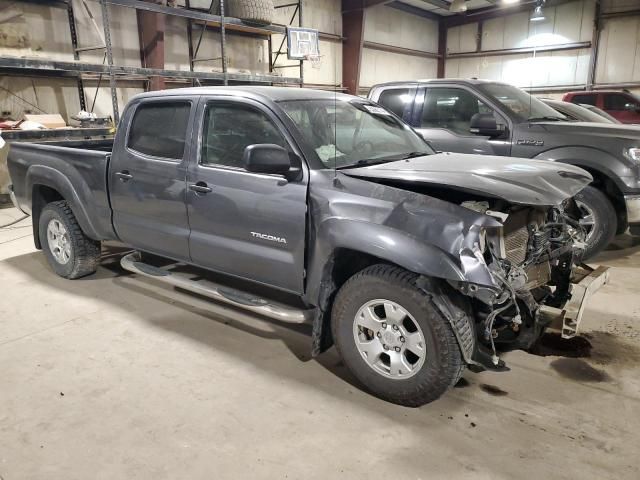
[450,200,610,371]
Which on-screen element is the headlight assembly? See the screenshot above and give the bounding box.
[623,147,640,163]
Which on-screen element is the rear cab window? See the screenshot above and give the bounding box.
[569,94,597,106]
[128,101,191,160]
[375,87,416,119]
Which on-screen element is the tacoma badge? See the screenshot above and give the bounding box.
[251,232,287,244]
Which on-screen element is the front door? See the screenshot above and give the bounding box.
[412,86,511,156]
[109,98,196,260]
[603,92,640,124]
[186,97,308,294]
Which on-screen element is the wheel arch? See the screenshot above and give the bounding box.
[28,166,102,249]
[532,148,627,232]
[31,184,64,249]
[575,166,626,234]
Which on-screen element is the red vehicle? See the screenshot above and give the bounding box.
[562,90,640,124]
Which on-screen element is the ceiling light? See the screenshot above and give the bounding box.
[530,5,545,21]
[450,0,468,13]
[502,0,520,4]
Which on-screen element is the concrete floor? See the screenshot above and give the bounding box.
[1,206,639,480]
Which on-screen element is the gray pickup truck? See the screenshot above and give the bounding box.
[369,79,640,258]
[8,86,609,406]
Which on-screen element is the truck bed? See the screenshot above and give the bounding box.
[7,139,117,242]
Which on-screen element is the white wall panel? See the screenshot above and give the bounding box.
[364,4,437,52]
[445,49,590,88]
[502,12,530,49]
[596,16,640,83]
[446,23,477,54]
[482,17,505,51]
[303,39,341,85]
[360,49,436,87]
[478,0,594,51]
[601,0,640,14]
[273,0,342,36]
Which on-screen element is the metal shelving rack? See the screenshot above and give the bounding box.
[1,0,304,125]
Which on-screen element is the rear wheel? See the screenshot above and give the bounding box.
[39,201,101,279]
[574,186,617,260]
[331,264,465,407]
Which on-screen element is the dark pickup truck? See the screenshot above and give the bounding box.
[8,86,609,406]
[369,79,640,258]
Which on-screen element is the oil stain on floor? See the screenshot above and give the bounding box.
[550,358,612,383]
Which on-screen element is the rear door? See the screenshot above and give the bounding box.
[411,86,511,156]
[109,97,196,260]
[185,96,308,294]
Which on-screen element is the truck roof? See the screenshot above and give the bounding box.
[132,86,354,103]
[371,78,509,88]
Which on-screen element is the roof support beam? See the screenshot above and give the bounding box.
[386,1,440,21]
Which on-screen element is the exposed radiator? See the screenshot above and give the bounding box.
[502,208,546,265]
[504,224,529,265]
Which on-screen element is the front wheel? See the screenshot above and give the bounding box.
[39,201,101,279]
[331,264,465,407]
[574,186,617,260]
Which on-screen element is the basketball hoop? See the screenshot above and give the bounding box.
[305,54,322,69]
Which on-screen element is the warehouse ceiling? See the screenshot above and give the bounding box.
[397,0,499,16]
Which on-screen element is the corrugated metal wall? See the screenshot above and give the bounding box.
[445,0,595,89]
[596,15,640,84]
[360,5,438,88]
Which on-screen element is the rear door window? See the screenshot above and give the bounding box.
[376,88,415,119]
[128,101,191,159]
[570,94,597,106]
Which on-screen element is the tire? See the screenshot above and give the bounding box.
[574,186,617,260]
[331,264,465,407]
[227,0,274,25]
[39,201,101,279]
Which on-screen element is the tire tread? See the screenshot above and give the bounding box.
[331,264,465,407]
[41,201,100,279]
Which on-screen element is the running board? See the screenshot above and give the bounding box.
[120,252,314,325]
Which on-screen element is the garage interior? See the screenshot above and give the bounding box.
[1,0,640,479]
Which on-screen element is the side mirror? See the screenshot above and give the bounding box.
[469,113,505,137]
[243,144,291,175]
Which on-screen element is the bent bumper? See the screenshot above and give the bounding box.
[538,265,610,338]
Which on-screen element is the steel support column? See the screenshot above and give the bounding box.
[99,0,120,124]
[437,21,446,78]
[342,0,366,95]
[587,0,601,90]
[137,1,166,91]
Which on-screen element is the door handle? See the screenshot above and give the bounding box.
[189,182,212,194]
[115,170,133,181]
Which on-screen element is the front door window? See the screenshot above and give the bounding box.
[421,88,495,135]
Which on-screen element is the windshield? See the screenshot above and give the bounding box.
[279,99,433,169]
[478,83,567,122]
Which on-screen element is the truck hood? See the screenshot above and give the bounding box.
[340,152,592,206]
[534,120,640,141]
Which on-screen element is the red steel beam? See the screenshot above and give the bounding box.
[137,1,166,91]
[342,0,366,95]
